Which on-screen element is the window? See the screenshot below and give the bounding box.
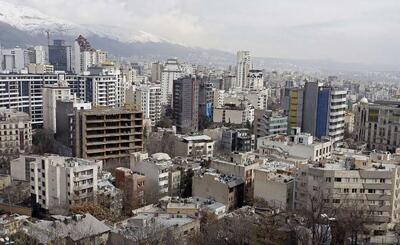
[368,189,376,194]
[326,177,331,182]
[334,178,342,182]
[380,178,385,183]
[352,189,357,193]
[333,199,340,204]
[344,188,349,193]
[360,189,365,193]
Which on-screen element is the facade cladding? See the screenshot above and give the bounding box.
[316,89,330,138]
[302,82,319,135]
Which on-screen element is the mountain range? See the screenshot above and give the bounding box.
[0,0,398,76]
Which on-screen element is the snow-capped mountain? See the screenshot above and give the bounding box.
[0,0,166,43]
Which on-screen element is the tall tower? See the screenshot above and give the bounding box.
[236,51,251,89]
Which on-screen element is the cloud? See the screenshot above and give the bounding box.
[4,0,400,66]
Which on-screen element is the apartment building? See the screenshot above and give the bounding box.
[354,99,400,152]
[0,108,32,155]
[25,155,102,210]
[160,59,183,104]
[132,153,181,200]
[210,156,260,202]
[213,102,254,125]
[126,84,162,126]
[254,109,288,140]
[295,160,400,233]
[175,135,214,159]
[192,170,245,210]
[115,167,145,212]
[221,128,254,152]
[257,129,333,162]
[253,160,295,209]
[72,105,143,169]
[0,72,124,127]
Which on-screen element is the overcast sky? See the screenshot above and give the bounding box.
[7,0,400,67]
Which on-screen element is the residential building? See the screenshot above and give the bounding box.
[42,80,74,133]
[247,69,264,90]
[151,61,162,82]
[22,214,110,244]
[0,108,32,155]
[257,129,333,162]
[253,160,295,209]
[213,102,254,125]
[236,51,251,89]
[0,72,124,127]
[132,153,180,201]
[28,155,102,210]
[0,175,11,190]
[160,59,182,104]
[48,39,72,72]
[254,109,288,139]
[115,167,145,212]
[27,64,54,74]
[192,170,244,210]
[295,160,400,233]
[72,105,143,169]
[210,155,260,202]
[345,111,355,135]
[175,135,214,158]
[354,99,400,152]
[55,99,91,146]
[73,35,108,73]
[246,89,268,110]
[172,77,199,133]
[126,84,162,126]
[221,128,255,152]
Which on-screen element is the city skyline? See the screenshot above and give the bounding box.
[1,0,400,67]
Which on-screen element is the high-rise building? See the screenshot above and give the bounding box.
[73,35,108,73]
[26,155,101,210]
[172,77,199,133]
[48,40,72,72]
[126,84,162,126]
[236,51,251,89]
[72,105,143,169]
[283,87,304,129]
[198,77,213,130]
[161,59,182,104]
[151,62,163,82]
[0,109,32,155]
[354,99,400,152]
[42,80,74,133]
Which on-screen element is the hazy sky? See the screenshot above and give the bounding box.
[6,0,400,66]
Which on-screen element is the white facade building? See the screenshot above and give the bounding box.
[126,84,162,126]
[247,69,264,90]
[160,59,182,104]
[175,135,214,158]
[28,155,102,210]
[236,51,251,89]
[42,81,74,133]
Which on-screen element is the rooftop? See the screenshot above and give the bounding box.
[180,135,212,142]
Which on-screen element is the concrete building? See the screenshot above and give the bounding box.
[295,160,400,233]
[247,69,264,90]
[48,40,72,72]
[0,72,124,127]
[354,99,400,152]
[213,102,254,125]
[173,77,199,133]
[175,135,214,159]
[115,167,145,212]
[192,170,244,210]
[72,105,143,169]
[27,155,102,210]
[42,80,74,133]
[257,129,333,162]
[221,128,254,152]
[151,62,162,82]
[345,111,355,135]
[55,100,91,146]
[253,161,294,209]
[132,153,180,200]
[254,109,288,139]
[126,84,162,126]
[0,47,29,72]
[73,35,108,73]
[210,156,260,202]
[160,59,182,104]
[27,64,54,74]
[236,51,251,89]
[246,89,268,110]
[198,77,214,130]
[0,108,32,155]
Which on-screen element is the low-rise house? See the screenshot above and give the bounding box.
[192,170,244,210]
[175,135,214,159]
